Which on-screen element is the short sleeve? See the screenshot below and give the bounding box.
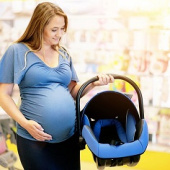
[0,44,25,84]
[70,56,79,82]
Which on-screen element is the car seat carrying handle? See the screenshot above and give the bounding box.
[76,74,144,137]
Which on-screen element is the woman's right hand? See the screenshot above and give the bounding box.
[24,120,52,141]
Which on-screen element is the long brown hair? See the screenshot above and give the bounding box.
[15,2,68,51]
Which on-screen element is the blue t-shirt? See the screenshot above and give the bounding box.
[0,43,79,143]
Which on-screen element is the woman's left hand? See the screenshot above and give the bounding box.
[93,74,114,86]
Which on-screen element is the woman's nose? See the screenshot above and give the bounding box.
[56,29,65,36]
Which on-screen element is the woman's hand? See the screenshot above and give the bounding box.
[24,120,52,141]
[93,74,114,86]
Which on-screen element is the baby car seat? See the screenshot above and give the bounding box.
[76,74,149,169]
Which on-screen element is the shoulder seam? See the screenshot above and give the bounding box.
[59,46,71,61]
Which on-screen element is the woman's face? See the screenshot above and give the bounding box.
[43,15,65,46]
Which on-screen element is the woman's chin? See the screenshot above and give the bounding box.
[52,39,59,44]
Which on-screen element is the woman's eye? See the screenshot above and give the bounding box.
[51,28,65,34]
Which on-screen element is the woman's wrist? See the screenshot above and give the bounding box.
[18,117,29,129]
[91,82,95,87]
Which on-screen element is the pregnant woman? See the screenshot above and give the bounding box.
[0,2,114,170]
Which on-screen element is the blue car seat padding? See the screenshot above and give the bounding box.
[126,111,136,142]
[93,112,136,145]
[93,119,127,144]
[82,117,148,158]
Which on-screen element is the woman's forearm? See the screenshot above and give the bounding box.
[0,94,28,128]
[70,74,114,99]
[80,83,95,97]
[70,82,95,99]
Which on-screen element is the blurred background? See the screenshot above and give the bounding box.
[0,0,170,169]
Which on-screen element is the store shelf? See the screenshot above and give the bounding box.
[0,108,10,120]
[147,142,170,153]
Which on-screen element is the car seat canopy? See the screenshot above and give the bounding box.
[82,91,140,129]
